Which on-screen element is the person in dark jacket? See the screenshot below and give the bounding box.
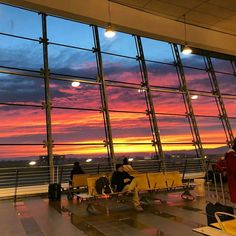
[111,164,143,212]
[70,161,85,181]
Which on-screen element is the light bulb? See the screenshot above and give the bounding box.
[104,24,116,38]
[182,45,192,55]
[191,95,198,100]
[71,81,80,87]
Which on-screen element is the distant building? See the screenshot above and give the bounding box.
[38,155,65,166]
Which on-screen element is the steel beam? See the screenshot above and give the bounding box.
[41,13,54,183]
[134,36,165,171]
[205,56,234,146]
[92,26,115,169]
[172,44,206,171]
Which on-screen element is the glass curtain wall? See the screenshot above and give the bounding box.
[0,3,235,167]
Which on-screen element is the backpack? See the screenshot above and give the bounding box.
[95,176,112,194]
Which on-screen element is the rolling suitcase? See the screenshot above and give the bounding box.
[206,172,234,225]
[48,183,61,201]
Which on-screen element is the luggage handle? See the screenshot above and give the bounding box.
[213,172,226,205]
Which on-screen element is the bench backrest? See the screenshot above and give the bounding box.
[165,171,183,188]
[87,176,99,196]
[147,172,167,190]
[72,174,90,188]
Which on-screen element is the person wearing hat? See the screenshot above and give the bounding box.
[225,139,236,203]
[111,164,143,212]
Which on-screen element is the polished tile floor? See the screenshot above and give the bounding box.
[0,190,235,236]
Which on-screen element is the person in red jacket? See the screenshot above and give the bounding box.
[225,141,236,203]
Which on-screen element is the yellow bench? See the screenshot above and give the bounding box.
[147,172,168,190]
[165,171,185,189]
[72,174,90,188]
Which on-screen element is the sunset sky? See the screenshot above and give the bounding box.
[0,4,235,159]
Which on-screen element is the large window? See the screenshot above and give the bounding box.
[0,3,235,166]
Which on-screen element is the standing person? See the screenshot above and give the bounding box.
[111,164,143,212]
[123,157,134,173]
[225,140,236,203]
[70,161,85,181]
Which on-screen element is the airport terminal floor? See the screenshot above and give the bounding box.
[1,189,235,236]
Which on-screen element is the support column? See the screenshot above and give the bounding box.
[92,26,115,169]
[41,13,54,183]
[172,44,206,169]
[205,56,234,146]
[135,36,165,171]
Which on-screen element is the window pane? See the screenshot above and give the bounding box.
[157,115,192,143]
[51,80,101,109]
[0,74,44,105]
[184,68,212,92]
[179,48,205,69]
[203,143,228,156]
[211,58,233,74]
[162,144,196,153]
[191,95,219,116]
[230,118,236,137]
[47,16,94,49]
[51,109,105,143]
[114,144,156,159]
[99,29,137,57]
[107,86,147,112]
[147,63,179,87]
[0,146,46,162]
[142,38,174,64]
[0,105,46,144]
[152,91,186,115]
[48,45,97,78]
[0,4,41,38]
[196,117,226,143]
[103,54,142,84]
[110,112,152,143]
[223,99,236,117]
[0,35,43,71]
[53,145,108,160]
[216,73,236,95]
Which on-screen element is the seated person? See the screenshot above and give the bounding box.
[70,161,85,182]
[122,157,134,173]
[111,164,143,212]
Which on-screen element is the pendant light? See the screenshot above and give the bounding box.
[182,14,192,55]
[104,0,116,38]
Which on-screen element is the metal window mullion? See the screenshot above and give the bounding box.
[205,56,234,146]
[135,36,165,171]
[92,26,115,169]
[171,46,200,157]
[41,13,54,183]
[172,44,205,165]
[231,60,236,75]
[172,44,199,157]
[135,40,159,158]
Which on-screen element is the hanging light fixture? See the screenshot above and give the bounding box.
[182,14,192,55]
[71,81,80,87]
[104,0,116,38]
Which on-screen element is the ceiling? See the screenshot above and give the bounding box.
[111,0,236,36]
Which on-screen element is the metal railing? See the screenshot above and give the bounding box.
[0,157,209,199]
